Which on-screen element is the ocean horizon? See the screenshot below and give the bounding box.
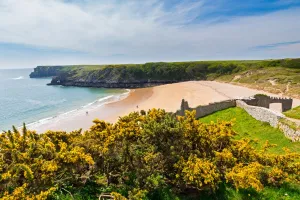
[0,68,127,131]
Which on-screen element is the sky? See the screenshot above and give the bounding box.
[0,0,300,68]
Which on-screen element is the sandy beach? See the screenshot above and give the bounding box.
[31,81,300,133]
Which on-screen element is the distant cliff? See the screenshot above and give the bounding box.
[45,64,188,88]
[29,61,246,88]
[29,59,300,90]
[29,66,64,78]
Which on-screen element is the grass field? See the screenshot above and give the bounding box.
[198,107,300,199]
[284,106,300,120]
[199,107,300,154]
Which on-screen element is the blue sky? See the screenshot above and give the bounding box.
[0,0,300,68]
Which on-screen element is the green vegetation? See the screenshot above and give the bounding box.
[53,60,253,82]
[31,58,300,98]
[279,118,300,131]
[284,106,300,120]
[199,107,300,154]
[1,109,300,199]
[217,64,300,99]
[254,93,268,97]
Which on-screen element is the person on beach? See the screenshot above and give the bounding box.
[86,111,88,115]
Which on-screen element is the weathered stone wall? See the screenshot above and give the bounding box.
[242,95,293,112]
[236,100,299,141]
[236,100,284,127]
[177,99,190,116]
[278,123,300,142]
[194,100,236,118]
[270,97,293,112]
[176,98,299,142]
[176,99,236,118]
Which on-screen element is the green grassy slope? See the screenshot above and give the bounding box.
[54,60,253,82]
[197,107,300,199]
[199,107,300,154]
[32,59,300,93]
[284,106,300,120]
[217,61,300,99]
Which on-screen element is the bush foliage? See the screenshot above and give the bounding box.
[0,109,299,199]
[51,59,300,83]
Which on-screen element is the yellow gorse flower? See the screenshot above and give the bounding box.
[0,109,299,198]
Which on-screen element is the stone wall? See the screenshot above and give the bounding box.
[236,100,284,127]
[176,98,299,142]
[176,99,236,119]
[278,122,300,142]
[242,95,293,112]
[194,100,236,118]
[236,100,299,141]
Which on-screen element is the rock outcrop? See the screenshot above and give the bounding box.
[48,75,178,88]
[30,58,300,89]
[29,66,64,78]
[31,65,182,88]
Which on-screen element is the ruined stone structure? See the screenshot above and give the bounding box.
[236,100,284,127]
[236,100,299,142]
[278,122,300,142]
[178,99,190,116]
[175,94,299,141]
[242,94,293,112]
[176,99,236,119]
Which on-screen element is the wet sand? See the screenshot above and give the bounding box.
[31,81,300,133]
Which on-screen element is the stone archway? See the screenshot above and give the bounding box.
[269,103,282,113]
[252,94,293,112]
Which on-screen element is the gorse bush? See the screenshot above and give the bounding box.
[0,110,299,199]
[0,125,93,199]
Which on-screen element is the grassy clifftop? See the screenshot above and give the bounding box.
[30,59,300,94]
[284,106,300,120]
[200,107,300,154]
[216,59,300,98]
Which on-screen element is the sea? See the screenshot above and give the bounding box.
[0,68,128,131]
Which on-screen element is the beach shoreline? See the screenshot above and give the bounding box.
[30,81,300,133]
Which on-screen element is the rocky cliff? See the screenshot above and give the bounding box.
[46,66,181,88]
[30,59,300,89]
[29,66,65,78]
[48,77,177,88]
[29,61,241,88]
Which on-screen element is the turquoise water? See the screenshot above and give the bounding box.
[0,68,126,131]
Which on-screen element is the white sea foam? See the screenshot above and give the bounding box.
[25,89,130,130]
[82,95,113,108]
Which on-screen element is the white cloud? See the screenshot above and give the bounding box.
[0,0,299,68]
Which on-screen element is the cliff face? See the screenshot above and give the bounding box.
[48,77,177,88]
[30,59,300,89]
[46,66,181,88]
[29,66,64,78]
[29,62,213,88]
